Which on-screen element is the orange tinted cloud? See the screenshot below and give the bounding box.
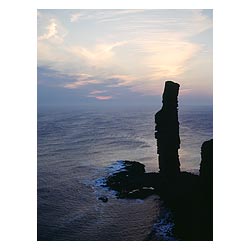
[89,90,107,95]
[95,95,112,100]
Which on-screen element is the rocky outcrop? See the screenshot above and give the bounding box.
[106,161,158,199]
[199,139,213,240]
[103,81,213,240]
[156,139,213,240]
[155,81,180,179]
[200,139,213,194]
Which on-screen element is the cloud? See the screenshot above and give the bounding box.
[63,73,137,90]
[69,41,127,67]
[89,90,107,95]
[109,74,138,87]
[38,18,66,45]
[94,95,112,100]
[38,10,212,98]
[37,66,80,88]
[69,9,145,23]
[70,13,82,22]
[64,79,100,89]
[64,74,100,89]
[139,40,201,79]
[38,19,58,40]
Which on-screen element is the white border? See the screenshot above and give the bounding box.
[1,1,250,250]
[36,0,213,9]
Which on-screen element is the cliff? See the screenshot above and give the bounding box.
[104,81,213,240]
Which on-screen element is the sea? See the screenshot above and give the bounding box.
[37,105,213,241]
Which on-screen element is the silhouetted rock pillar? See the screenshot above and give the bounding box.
[200,139,213,195]
[199,139,213,240]
[155,81,180,179]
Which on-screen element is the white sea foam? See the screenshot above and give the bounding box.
[107,160,126,173]
[151,210,176,240]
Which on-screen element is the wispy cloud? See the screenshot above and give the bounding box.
[38,10,212,98]
[64,74,100,89]
[94,95,112,100]
[69,9,145,23]
[109,75,138,86]
[87,89,113,100]
[69,41,127,66]
[64,79,100,89]
[89,90,107,95]
[70,13,82,23]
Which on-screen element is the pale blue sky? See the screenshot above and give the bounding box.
[37,9,212,106]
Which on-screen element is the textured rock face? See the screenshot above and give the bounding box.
[155,81,181,178]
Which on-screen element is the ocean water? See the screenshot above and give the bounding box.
[37,105,212,241]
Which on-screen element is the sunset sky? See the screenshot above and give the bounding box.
[37,9,212,106]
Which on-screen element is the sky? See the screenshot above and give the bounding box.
[37,9,213,107]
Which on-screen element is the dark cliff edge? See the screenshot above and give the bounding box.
[103,81,213,241]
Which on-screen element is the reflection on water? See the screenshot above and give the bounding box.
[38,105,212,240]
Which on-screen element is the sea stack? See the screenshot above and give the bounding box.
[155,81,181,179]
[199,139,213,195]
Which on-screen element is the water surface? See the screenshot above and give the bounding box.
[37,105,212,240]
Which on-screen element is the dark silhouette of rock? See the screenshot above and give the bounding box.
[104,81,213,241]
[199,139,213,240]
[106,161,158,198]
[98,196,108,202]
[123,160,145,175]
[106,161,145,197]
[159,140,213,240]
[155,81,180,178]
[200,139,213,194]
